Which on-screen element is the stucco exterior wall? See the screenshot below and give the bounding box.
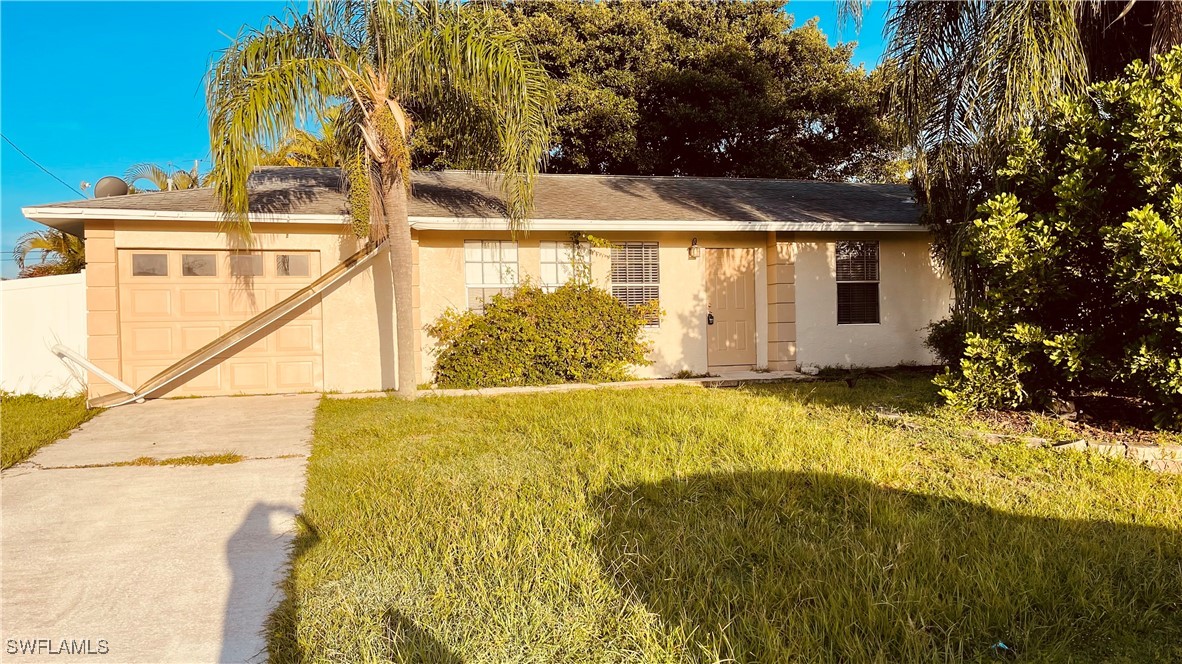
[78,218,944,398]
[793,232,951,369]
[107,221,395,395]
[415,230,769,380]
[0,271,88,396]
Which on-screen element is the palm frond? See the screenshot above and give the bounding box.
[12,229,85,277]
[206,7,356,236]
[206,0,555,238]
[390,1,556,229]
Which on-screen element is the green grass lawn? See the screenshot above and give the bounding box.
[1,393,97,469]
[272,375,1182,663]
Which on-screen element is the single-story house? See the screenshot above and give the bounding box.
[23,167,951,404]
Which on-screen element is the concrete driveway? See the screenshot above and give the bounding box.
[1,394,319,663]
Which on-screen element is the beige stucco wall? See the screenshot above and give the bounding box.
[793,232,952,369]
[107,221,396,395]
[416,230,770,380]
[82,219,946,398]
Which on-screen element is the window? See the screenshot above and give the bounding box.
[836,241,880,324]
[229,253,264,277]
[464,240,518,312]
[276,254,310,277]
[131,254,168,277]
[539,241,586,291]
[610,242,659,325]
[181,254,216,277]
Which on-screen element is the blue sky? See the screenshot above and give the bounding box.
[0,1,889,278]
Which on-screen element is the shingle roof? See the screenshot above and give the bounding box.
[32,167,920,225]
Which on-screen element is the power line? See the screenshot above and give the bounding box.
[1,133,86,198]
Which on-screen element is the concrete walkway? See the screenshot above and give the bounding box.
[328,370,808,400]
[1,394,319,663]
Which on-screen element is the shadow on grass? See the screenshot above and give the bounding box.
[595,471,1182,662]
[267,516,463,663]
[382,609,464,663]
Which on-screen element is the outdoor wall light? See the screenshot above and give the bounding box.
[689,237,701,260]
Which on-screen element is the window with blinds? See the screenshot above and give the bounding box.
[836,241,880,324]
[464,240,519,313]
[610,242,660,325]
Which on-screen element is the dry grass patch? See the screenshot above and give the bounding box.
[117,453,245,467]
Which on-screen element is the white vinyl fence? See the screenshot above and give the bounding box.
[0,271,88,396]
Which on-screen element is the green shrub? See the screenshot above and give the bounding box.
[426,281,655,389]
[939,47,1182,426]
[923,313,968,366]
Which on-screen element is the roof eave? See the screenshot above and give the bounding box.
[22,206,926,233]
[21,206,351,230]
[405,217,927,232]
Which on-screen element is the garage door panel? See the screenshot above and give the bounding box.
[276,361,316,389]
[118,249,323,397]
[226,362,270,391]
[128,289,172,318]
[276,324,317,352]
[179,289,221,317]
[229,289,267,316]
[129,326,174,356]
[128,363,170,387]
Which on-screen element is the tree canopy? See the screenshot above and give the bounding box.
[414,0,899,182]
[875,0,1182,319]
[937,48,1182,426]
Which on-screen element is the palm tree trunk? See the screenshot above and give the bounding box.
[383,181,417,398]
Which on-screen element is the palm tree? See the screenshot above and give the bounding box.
[124,162,204,192]
[262,106,345,168]
[841,0,1182,322]
[12,229,85,278]
[206,0,555,397]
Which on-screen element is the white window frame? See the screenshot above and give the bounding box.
[464,240,519,313]
[610,241,660,326]
[835,240,880,325]
[539,241,588,291]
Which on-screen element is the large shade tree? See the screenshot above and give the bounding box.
[841,0,1182,320]
[206,0,555,397]
[421,0,898,181]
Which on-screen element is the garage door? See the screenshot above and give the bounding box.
[117,249,323,397]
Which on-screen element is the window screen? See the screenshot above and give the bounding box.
[610,242,659,325]
[464,241,518,313]
[836,241,879,324]
[181,254,216,277]
[276,254,310,277]
[132,254,168,276]
[229,254,264,277]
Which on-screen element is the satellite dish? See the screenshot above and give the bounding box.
[94,176,129,198]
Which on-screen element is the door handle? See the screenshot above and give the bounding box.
[707,312,715,325]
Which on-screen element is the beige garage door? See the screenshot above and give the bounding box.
[117,249,323,397]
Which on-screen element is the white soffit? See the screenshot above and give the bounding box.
[22,207,928,233]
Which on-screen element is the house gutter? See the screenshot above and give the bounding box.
[23,206,928,233]
[51,345,140,399]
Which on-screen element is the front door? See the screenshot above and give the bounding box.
[706,248,757,370]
